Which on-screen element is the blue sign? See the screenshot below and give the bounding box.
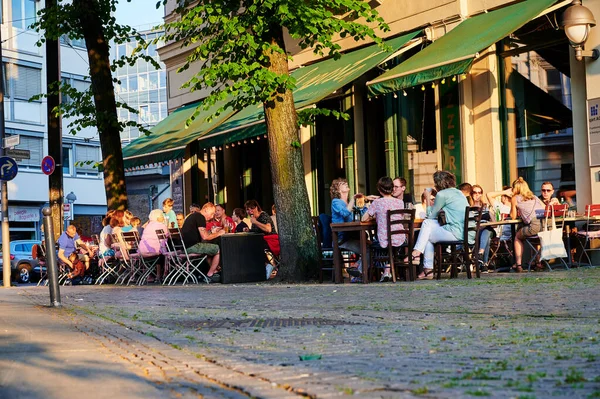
[41,155,55,176]
[0,156,18,181]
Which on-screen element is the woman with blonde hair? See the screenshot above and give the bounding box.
[504,177,545,272]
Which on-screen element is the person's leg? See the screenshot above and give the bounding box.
[422,226,458,270]
[413,219,438,256]
[207,253,221,277]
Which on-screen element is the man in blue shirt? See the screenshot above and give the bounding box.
[57,224,94,272]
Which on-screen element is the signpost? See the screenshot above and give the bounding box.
[3,135,19,149]
[0,156,18,182]
[42,155,56,176]
[5,149,30,161]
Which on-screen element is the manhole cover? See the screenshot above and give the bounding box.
[154,318,356,330]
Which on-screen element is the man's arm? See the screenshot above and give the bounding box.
[57,248,71,268]
[250,215,272,233]
[75,238,93,256]
[199,227,224,241]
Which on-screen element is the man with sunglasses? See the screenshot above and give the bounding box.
[539,182,560,206]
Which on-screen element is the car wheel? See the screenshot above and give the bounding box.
[17,263,32,284]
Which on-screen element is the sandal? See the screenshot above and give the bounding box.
[511,264,523,273]
[417,269,434,280]
[405,253,421,265]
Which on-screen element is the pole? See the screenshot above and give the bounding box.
[0,16,11,287]
[46,0,63,240]
[42,207,61,307]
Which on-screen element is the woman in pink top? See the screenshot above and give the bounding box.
[506,177,545,273]
[139,209,168,256]
[362,176,405,281]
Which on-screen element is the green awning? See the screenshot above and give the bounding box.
[366,0,559,96]
[122,100,235,168]
[196,31,420,147]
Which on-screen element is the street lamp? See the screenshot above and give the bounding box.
[561,0,599,61]
[65,191,77,221]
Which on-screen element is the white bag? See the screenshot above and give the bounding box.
[538,207,567,260]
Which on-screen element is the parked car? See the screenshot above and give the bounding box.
[0,240,41,283]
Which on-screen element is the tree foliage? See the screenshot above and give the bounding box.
[159,0,389,122]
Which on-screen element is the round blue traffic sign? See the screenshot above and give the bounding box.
[41,155,55,176]
[0,156,18,181]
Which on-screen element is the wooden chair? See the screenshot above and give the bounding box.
[525,204,569,272]
[575,204,600,267]
[434,206,483,280]
[368,209,416,282]
[312,216,334,283]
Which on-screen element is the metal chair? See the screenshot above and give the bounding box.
[160,228,209,285]
[524,204,569,272]
[434,206,483,280]
[92,234,119,285]
[575,204,600,267]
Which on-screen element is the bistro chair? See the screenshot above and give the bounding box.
[524,204,569,272]
[91,234,119,285]
[575,204,600,267]
[162,228,209,285]
[312,215,334,283]
[434,206,483,280]
[368,209,416,282]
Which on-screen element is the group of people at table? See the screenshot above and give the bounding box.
[331,171,571,282]
[55,198,278,284]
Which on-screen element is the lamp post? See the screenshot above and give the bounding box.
[65,191,77,221]
[561,0,599,61]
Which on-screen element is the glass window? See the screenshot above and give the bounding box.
[12,0,36,29]
[149,72,159,90]
[128,75,137,92]
[8,65,41,101]
[15,136,42,168]
[138,73,148,91]
[63,146,71,175]
[149,90,158,103]
[11,0,22,29]
[117,44,127,59]
[75,145,99,175]
[159,71,166,88]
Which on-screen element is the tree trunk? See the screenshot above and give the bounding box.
[75,0,128,210]
[263,26,318,281]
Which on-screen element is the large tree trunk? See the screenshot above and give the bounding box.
[75,0,128,210]
[263,26,318,281]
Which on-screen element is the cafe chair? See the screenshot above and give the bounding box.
[525,204,569,272]
[575,204,600,267]
[263,234,281,276]
[161,228,209,285]
[434,206,483,280]
[91,234,119,285]
[368,209,416,282]
[487,237,514,272]
[312,215,335,283]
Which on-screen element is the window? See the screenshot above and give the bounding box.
[63,146,71,175]
[128,75,138,92]
[62,77,91,105]
[60,35,86,49]
[14,135,42,168]
[6,64,42,101]
[12,0,36,29]
[159,71,166,88]
[75,145,99,175]
[117,44,127,59]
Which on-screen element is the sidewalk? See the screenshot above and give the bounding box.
[2,269,600,398]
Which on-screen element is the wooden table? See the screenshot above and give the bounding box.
[331,221,375,284]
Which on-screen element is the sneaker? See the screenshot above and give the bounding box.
[350,276,363,283]
[265,263,274,280]
[380,272,391,282]
[208,273,221,283]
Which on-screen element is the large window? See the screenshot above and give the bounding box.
[75,145,99,176]
[62,76,91,105]
[6,64,42,101]
[63,146,71,175]
[12,0,36,29]
[14,135,42,169]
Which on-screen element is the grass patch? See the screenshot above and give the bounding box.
[411,387,429,395]
[465,389,490,396]
[565,368,586,384]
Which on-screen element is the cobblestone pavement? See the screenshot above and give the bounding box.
[20,268,600,398]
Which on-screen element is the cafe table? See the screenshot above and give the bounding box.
[331,218,422,284]
[331,220,375,284]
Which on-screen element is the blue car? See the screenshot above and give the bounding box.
[0,240,42,283]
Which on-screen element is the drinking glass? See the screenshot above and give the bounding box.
[405,203,414,210]
[355,194,365,208]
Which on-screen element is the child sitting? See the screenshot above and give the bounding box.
[67,252,87,280]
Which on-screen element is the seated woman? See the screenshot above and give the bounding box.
[509,177,546,273]
[99,210,115,258]
[361,176,405,282]
[138,209,168,281]
[470,184,493,273]
[245,200,279,278]
[232,208,249,232]
[330,178,363,278]
[411,170,469,280]
[414,188,437,219]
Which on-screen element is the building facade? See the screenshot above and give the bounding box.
[2,0,106,240]
[124,0,599,217]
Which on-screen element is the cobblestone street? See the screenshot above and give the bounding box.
[7,268,600,398]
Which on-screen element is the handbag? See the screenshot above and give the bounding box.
[437,210,447,226]
[538,206,567,260]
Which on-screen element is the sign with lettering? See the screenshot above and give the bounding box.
[439,80,462,183]
[8,207,39,222]
[588,97,600,166]
[5,149,30,160]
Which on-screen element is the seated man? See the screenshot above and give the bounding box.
[180,202,224,283]
[207,203,235,232]
[539,181,560,206]
[57,224,94,276]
